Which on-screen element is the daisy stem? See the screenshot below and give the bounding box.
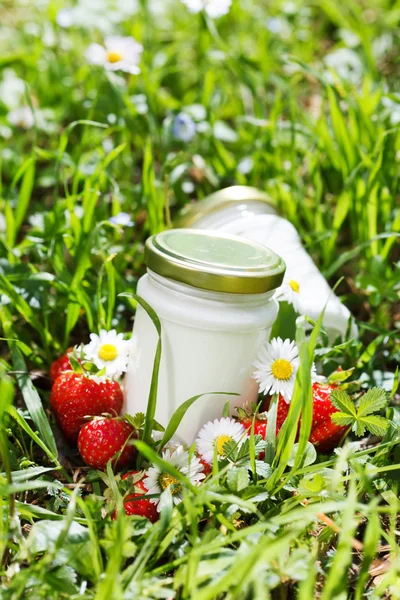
[265,393,278,464]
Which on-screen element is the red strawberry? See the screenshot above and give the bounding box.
[237,410,269,460]
[261,383,346,452]
[120,471,159,523]
[239,417,268,439]
[308,383,347,452]
[78,417,136,469]
[198,456,212,476]
[276,397,290,430]
[50,349,73,382]
[238,404,287,439]
[50,372,123,443]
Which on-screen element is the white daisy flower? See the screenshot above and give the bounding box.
[196,417,246,464]
[8,106,35,129]
[83,329,130,379]
[181,0,232,18]
[253,337,300,403]
[85,36,143,74]
[143,446,205,512]
[276,279,302,313]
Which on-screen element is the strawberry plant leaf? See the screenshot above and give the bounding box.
[287,442,317,467]
[357,388,388,417]
[358,416,389,437]
[330,386,389,438]
[353,419,367,437]
[124,412,146,431]
[331,413,354,427]
[227,467,250,492]
[330,389,357,415]
[328,368,355,384]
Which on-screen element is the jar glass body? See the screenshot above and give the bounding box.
[124,270,279,444]
[190,201,356,340]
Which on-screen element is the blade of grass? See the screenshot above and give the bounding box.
[119,293,161,447]
[10,342,58,459]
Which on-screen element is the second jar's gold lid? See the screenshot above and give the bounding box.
[144,229,285,294]
[174,185,277,229]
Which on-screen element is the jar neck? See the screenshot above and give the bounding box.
[147,269,275,306]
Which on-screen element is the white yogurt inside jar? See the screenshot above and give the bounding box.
[125,229,285,445]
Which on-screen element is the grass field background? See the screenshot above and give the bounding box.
[0,0,399,597]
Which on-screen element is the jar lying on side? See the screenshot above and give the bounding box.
[124,229,285,445]
[175,186,357,341]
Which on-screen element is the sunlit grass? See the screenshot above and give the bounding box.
[0,0,399,597]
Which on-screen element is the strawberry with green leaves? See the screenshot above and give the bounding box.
[120,471,159,523]
[308,383,348,452]
[259,382,349,452]
[50,371,123,443]
[49,349,74,383]
[237,408,269,439]
[78,417,136,469]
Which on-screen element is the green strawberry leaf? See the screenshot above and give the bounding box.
[330,389,357,415]
[357,415,389,437]
[357,387,388,417]
[124,412,146,431]
[330,386,389,438]
[331,413,355,427]
[353,419,367,437]
[227,467,250,492]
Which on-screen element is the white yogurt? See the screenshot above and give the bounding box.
[125,229,285,445]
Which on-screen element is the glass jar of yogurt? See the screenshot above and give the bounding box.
[175,186,356,341]
[125,229,285,445]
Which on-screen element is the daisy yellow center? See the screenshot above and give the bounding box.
[98,344,118,362]
[107,50,123,63]
[158,473,181,495]
[289,280,300,293]
[271,358,293,380]
[215,434,232,455]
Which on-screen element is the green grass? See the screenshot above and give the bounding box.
[0,0,400,597]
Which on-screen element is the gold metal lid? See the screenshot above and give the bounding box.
[145,229,285,294]
[174,185,277,228]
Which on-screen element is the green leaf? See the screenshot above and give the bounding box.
[0,368,14,421]
[390,367,399,399]
[103,143,127,169]
[270,301,298,341]
[287,442,317,467]
[119,292,161,447]
[10,343,58,459]
[330,389,357,415]
[353,419,367,437]
[357,387,388,417]
[331,413,354,427]
[14,158,35,234]
[124,412,146,430]
[358,416,388,437]
[227,467,250,492]
[158,392,237,451]
[8,406,57,462]
[328,368,355,384]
